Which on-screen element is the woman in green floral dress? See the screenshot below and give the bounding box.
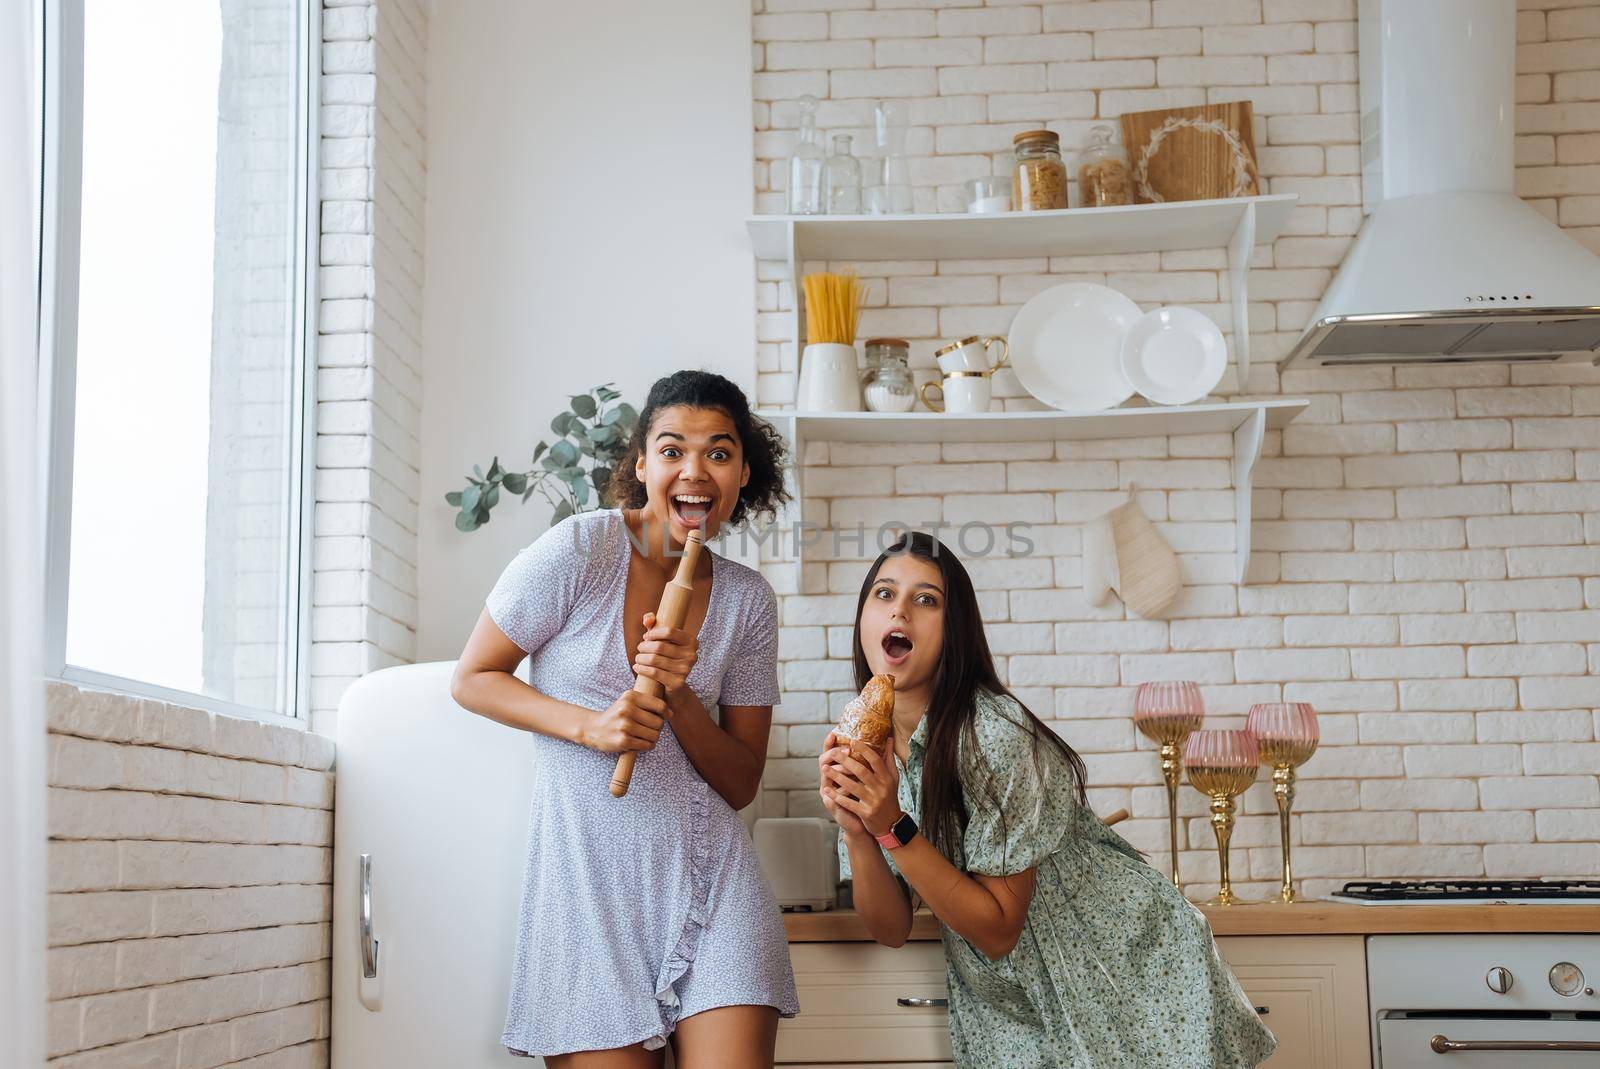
[819,534,1275,1069]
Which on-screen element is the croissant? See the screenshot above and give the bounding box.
[835,673,895,760]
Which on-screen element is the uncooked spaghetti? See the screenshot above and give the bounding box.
[802,271,864,346]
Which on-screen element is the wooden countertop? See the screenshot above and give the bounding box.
[784,901,1600,941]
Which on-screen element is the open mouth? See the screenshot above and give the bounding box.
[881,628,914,666]
[670,493,714,528]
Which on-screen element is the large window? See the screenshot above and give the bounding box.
[40,0,316,721]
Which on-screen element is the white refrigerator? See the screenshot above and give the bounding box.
[332,662,544,1067]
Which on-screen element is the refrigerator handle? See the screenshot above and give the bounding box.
[359,853,380,980]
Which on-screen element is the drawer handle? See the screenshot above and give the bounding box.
[897,996,949,1008]
[1430,1034,1600,1054]
[1254,1006,1269,1016]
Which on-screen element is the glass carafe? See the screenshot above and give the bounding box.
[866,99,911,215]
[787,95,825,216]
[825,134,861,215]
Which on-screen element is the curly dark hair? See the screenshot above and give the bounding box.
[608,370,790,528]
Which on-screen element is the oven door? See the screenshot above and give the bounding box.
[1378,1017,1600,1067]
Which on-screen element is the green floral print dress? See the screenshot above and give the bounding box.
[839,689,1276,1069]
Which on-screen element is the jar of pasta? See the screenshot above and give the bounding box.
[1012,130,1068,212]
[1076,124,1133,207]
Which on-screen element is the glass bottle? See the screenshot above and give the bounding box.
[787,95,825,216]
[1077,124,1133,207]
[1012,129,1068,212]
[866,99,912,215]
[824,134,861,215]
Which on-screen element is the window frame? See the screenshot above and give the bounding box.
[38,0,320,727]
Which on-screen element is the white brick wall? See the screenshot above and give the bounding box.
[313,0,428,736]
[45,684,333,1067]
[752,0,1600,898]
[42,3,429,1062]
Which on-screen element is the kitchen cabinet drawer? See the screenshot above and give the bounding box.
[778,942,952,1065]
[1217,935,1371,1069]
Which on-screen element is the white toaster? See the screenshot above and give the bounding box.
[753,817,838,912]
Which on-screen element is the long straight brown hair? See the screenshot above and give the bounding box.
[851,532,1087,863]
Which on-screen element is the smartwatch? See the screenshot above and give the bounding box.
[875,811,919,851]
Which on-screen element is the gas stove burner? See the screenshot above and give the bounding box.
[1337,879,1600,902]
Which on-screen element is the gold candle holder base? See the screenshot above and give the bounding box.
[1160,741,1183,887]
[1190,765,1258,907]
[1273,764,1301,904]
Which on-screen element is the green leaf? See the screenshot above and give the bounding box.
[455,509,478,532]
[549,439,579,466]
[597,386,621,402]
[475,504,491,526]
[601,407,625,426]
[502,472,527,495]
[567,422,590,443]
[559,465,586,484]
[551,500,574,525]
[473,463,484,478]
[551,411,575,437]
[542,454,561,472]
[573,480,590,506]
[462,484,482,513]
[484,484,500,510]
[617,403,638,425]
[521,486,535,503]
[570,393,598,419]
[589,423,617,446]
[590,467,612,494]
[487,457,504,482]
[532,441,549,462]
[445,490,463,507]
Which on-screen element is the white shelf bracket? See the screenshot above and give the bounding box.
[1232,405,1267,584]
[1226,201,1257,388]
[786,220,801,397]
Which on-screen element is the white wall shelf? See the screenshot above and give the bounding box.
[748,193,1298,382]
[758,399,1307,584]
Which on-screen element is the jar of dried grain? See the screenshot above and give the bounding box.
[1076,124,1133,207]
[1012,130,1068,212]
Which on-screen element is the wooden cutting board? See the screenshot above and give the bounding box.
[1119,101,1260,203]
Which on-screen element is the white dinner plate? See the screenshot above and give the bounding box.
[1007,283,1142,411]
[1119,306,1227,406]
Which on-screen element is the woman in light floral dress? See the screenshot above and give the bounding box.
[820,533,1275,1068]
[454,371,798,1068]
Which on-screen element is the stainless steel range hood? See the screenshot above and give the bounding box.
[1282,0,1600,369]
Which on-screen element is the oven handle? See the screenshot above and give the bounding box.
[1430,1034,1600,1054]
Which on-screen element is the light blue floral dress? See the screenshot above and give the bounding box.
[487,510,798,1057]
[841,689,1275,1069]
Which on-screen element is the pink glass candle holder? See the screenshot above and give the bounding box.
[1246,702,1319,903]
[1133,681,1204,887]
[1184,729,1260,906]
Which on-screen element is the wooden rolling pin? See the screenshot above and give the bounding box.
[610,530,704,798]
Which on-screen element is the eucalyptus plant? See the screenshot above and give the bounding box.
[447,384,638,532]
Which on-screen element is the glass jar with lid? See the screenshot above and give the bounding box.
[1012,130,1068,212]
[1076,124,1133,207]
[862,338,914,413]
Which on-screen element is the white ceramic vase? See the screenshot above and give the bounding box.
[797,342,862,411]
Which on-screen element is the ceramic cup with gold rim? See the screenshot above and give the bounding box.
[934,334,1009,375]
[1245,702,1319,904]
[1184,728,1260,907]
[919,370,992,413]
